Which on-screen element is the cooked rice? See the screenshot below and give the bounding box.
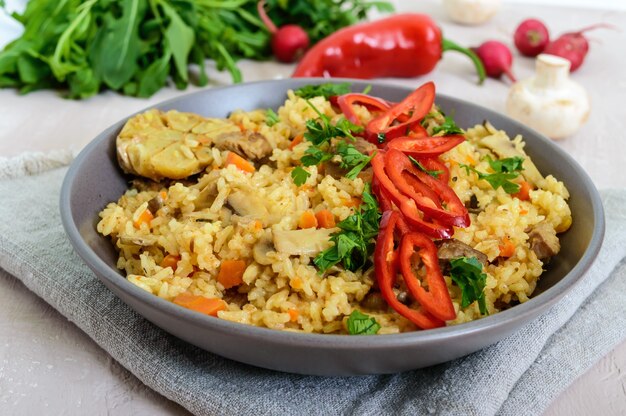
[97,91,572,334]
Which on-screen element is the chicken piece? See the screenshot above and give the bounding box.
[527,221,560,260]
[116,110,239,181]
[273,228,338,256]
[436,239,488,274]
[212,131,272,162]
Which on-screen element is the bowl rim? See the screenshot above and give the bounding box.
[60,78,605,350]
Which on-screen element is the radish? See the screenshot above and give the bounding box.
[514,18,550,57]
[257,0,310,63]
[544,24,614,72]
[473,40,516,82]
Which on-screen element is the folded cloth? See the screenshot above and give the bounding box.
[1,158,625,416]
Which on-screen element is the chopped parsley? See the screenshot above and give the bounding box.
[347,310,380,335]
[449,257,488,315]
[432,114,464,136]
[460,156,525,194]
[361,84,372,95]
[265,108,279,126]
[409,156,443,179]
[294,82,352,99]
[336,142,375,180]
[291,166,311,186]
[377,132,386,144]
[290,100,366,186]
[314,184,381,273]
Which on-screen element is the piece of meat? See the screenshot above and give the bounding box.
[361,292,387,311]
[436,239,488,274]
[465,194,482,214]
[527,221,560,259]
[357,166,373,183]
[353,137,378,155]
[322,161,346,179]
[212,131,272,161]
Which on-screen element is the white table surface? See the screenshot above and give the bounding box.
[1,0,625,414]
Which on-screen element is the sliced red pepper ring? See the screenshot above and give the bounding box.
[371,152,454,238]
[366,82,436,143]
[372,176,394,212]
[336,93,392,125]
[386,135,465,158]
[375,211,445,330]
[384,149,470,228]
[399,232,456,321]
[412,156,450,184]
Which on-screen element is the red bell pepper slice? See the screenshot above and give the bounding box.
[336,93,392,125]
[386,135,465,158]
[375,211,445,330]
[366,82,436,143]
[413,156,450,184]
[384,149,470,228]
[399,232,456,321]
[371,152,454,238]
[372,176,395,212]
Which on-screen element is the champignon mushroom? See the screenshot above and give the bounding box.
[227,190,269,218]
[273,228,338,256]
[253,234,275,265]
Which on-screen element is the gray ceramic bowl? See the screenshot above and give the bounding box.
[60,79,604,376]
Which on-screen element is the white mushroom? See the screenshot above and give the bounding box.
[506,54,591,140]
[442,0,500,25]
[273,228,338,256]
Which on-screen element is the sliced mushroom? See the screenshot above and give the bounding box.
[478,127,544,186]
[527,221,560,260]
[436,239,488,274]
[227,190,269,218]
[273,228,338,256]
[212,131,272,162]
[118,235,157,246]
[253,234,275,265]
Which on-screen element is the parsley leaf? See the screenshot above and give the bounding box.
[336,142,375,180]
[265,108,279,126]
[314,184,381,273]
[361,84,372,95]
[460,156,525,194]
[449,257,488,315]
[409,156,443,178]
[291,166,311,186]
[432,115,464,136]
[347,310,380,335]
[301,146,334,166]
[294,82,352,99]
[377,132,386,144]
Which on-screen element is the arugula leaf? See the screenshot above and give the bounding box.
[449,257,488,315]
[161,2,194,83]
[432,115,464,136]
[347,310,380,335]
[460,156,525,194]
[409,156,443,179]
[265,108,279,127]
[336,142,375,180]
[294,82,352,99]
[291,166,311,186]
[314,184,380,273]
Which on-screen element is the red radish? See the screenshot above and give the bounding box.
[473,41,517,82]
[514,18,550,57]
[544,23,614,72]
[257,0,310,63]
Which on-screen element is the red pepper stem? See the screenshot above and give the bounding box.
[442,38,486,85]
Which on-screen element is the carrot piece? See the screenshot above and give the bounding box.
[288,308,299,322]
[289,134,304,150]
[159,190,168,201]
[133,208,154,228]
[225,152,255,173]
[217,259,247,289]
[519,209,528,215]
[173,293,227,317]
[499,236,516,258]
[160,254,180,271]
[315,209,336,228]
[343,197,362,208]
[298,211,318,229]
[513,180,532,201]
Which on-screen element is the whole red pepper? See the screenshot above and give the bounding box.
[292,14,485,83]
